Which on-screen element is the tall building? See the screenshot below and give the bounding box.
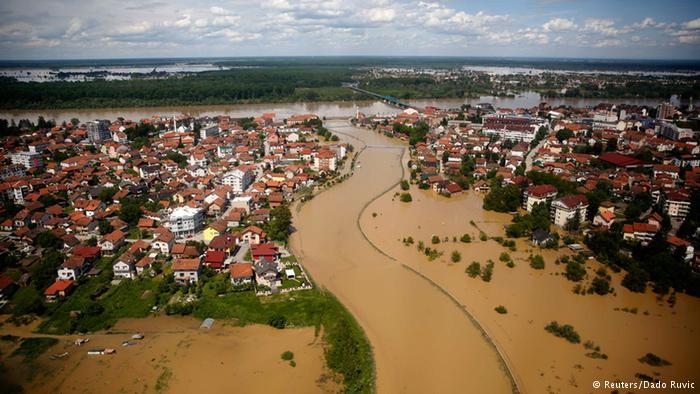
[10,151,43,169]
[168,206,204,238]
[656,102,675,120]
[86,120,111,143]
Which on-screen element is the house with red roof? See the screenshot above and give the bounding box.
[241,226,267,245]
[99,229,125,255]
[204,250,226,271]
[172,258,202,284]
[551,195,588,227]
[522,184,558,211]
[623,222,659,245]
[44,279,74,302]
[230,263,254,286]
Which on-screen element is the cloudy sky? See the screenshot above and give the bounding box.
[1,0,699,60]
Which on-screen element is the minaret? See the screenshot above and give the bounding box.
[173,116,177,132]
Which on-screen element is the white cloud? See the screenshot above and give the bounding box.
[542,18,576,32]
[363,8,396,23]
[684,18,700,30]
[210,6,230,15]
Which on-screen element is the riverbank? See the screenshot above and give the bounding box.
[360,184,700,393]
[0,316,336,393]
[290,120,515,393]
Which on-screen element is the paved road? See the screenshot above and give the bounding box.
[524,125,551,172]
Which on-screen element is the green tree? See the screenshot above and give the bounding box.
[483,184,521,212]
[265,205,293,243]
[36,231,63,249]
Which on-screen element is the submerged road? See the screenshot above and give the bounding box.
[290,120,516,393]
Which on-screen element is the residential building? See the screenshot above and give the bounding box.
[168,206,204,238]
[44,280,74,302]
[314,150,337,172]
[57,256,87,281]
[172,258,202,284]
[113,254,136,279]
[222,168,255,193]
[664,191,691,219]
[99,229,126,255]
[230,263,254,286]
[551,195,588,227]
[522,184,558,212]
[86,120,111,143]
[10,151,43,169]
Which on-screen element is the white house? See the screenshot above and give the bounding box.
[152,230,176,254]
[99,230,125,256]
[57,257,87,281]
[522,184,558,212]
[113,254,136,279]
[172,258,202,284]
[551,195,588,227]
[168,206,204,238]
[221,168,255,193]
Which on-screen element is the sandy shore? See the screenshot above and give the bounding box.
[360,181,700,393]
[0,316,336,393]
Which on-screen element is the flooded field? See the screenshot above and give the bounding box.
[290,120,515,393]
[360,181,700,393]
[0,316,334,393]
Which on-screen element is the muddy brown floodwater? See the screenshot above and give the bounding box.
[290,120,516,393]
[0,316,336,393]
[360,171,700,394]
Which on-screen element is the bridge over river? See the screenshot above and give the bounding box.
[343,84,419,110]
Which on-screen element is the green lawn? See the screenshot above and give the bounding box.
[37,248,158,334]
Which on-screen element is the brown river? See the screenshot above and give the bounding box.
[290,120,516,393]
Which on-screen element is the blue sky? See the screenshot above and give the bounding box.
[1,0,699,60]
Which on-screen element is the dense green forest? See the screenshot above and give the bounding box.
[0,67,366,109]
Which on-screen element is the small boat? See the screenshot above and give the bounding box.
[121,341,131,347]
[131,333,144,340]
[74,338,89,346]
[50,352,69,360]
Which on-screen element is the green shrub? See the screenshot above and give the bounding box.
[590,277,611,295]
[399,193,412,203]
[460,234,471,243]
[400,180,410,191]
[479,232,488,241]
[481,260,494,282]
[638,353,671,367]
[544,321,580,344]
[494,305,508,314]
[466,262,481,278]
[451,251,462,263]
[431,235,440,244]
[529,254,545,270]
[268,314,287,329]
[281,351,294,361]
[499,252,511,262]
[565,261,586,282]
